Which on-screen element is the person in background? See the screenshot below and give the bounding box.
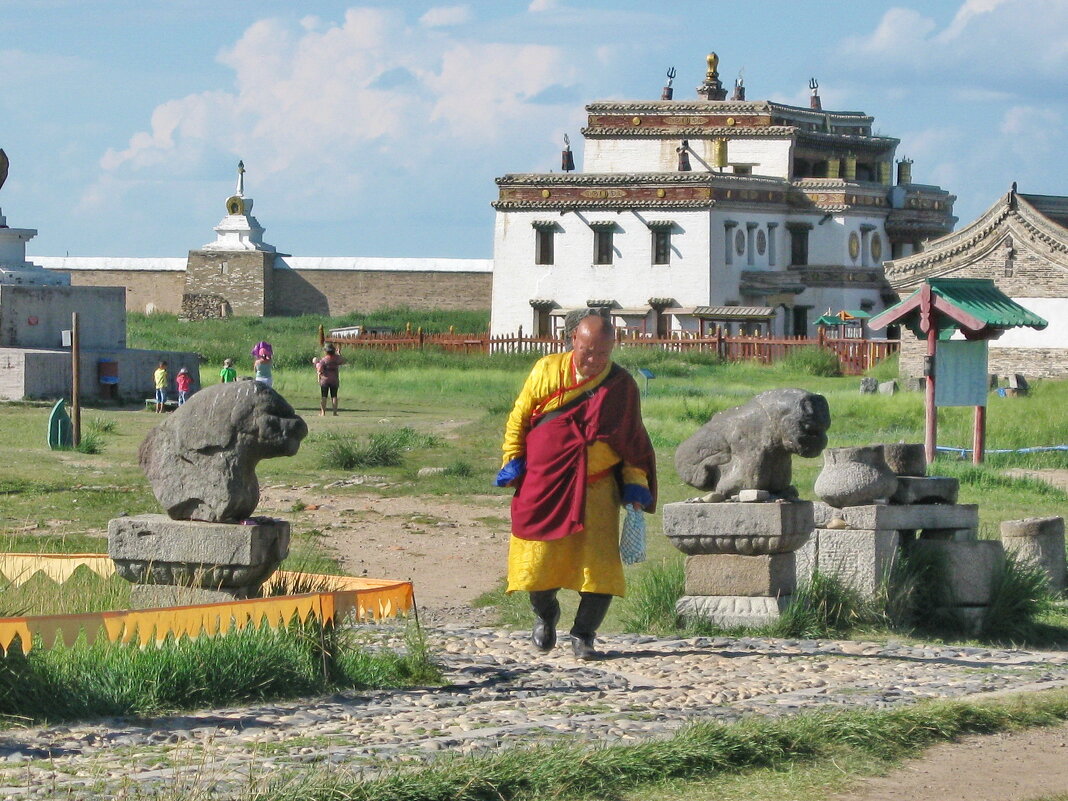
[175,367,193,405]
[497,310,657,660]
[219,358,237,383]
[252,342,273,388]
[153,361,169,413]
[312,343,346,416]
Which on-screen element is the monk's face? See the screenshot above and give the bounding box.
[571,319,614,377]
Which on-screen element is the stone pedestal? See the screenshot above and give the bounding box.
[684,553,796,597]
[796,528,900,596]
[1000,516,1066,595]
[664,501,812,627]
[799,502,981,596]
[108,514,290,608]
[912,540,1006,606]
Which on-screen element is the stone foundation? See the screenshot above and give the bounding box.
[108,514,290,608]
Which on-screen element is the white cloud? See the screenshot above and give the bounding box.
[419,5,472,27]
[91,7,578,215]
[999,104,1062,157]
[528,0,560,11]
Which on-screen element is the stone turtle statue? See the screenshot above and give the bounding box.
[139,381,308,522]
[674,388,830,500]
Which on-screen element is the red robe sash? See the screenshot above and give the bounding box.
[510,366,657,541]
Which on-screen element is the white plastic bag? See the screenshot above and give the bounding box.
[620,505,647,565]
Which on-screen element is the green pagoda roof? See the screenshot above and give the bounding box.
[870,278,1048,341]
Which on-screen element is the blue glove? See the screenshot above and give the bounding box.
[622,483,653,509]
[495,457,525,487]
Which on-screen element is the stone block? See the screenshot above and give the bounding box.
[676,595,791,628]
[838,503,978,532]
[684,553,796,597]
[912,540,1006,606]
[816,528,900,596]
[130,585,255,609]
[108,514,290,591]
[920,528,978,542]
[881,443,927,477]
[795,536,816,585]
[737,489,772,503]
[878,380,898,395]
[662,501,814,555]
[890,476,959,505]
[1001,516,1066,594]
[859,377,878,394]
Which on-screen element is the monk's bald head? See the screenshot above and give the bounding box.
[571,315,614,377]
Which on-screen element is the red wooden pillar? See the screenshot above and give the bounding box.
[972,405,986,465]
[922,284,938,466]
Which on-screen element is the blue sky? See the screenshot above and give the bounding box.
[3,0,1066,258]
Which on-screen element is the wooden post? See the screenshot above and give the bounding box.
[71,312,81,447]
[972,405,986,465]
[317,324,325,347]
[923,309,937,466]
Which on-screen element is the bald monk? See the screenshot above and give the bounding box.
[496,310,657,660]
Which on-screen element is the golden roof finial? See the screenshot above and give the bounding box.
[706,52,719,79]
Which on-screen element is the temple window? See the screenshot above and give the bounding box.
[533,221,557,265]
[786,222,812,266]
[590,223,616,265]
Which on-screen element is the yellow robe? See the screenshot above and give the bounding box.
[502,351,649,597]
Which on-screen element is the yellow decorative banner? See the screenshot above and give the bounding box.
[0,553,115,586]
[0,554,414,654]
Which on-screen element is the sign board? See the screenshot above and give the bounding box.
[935,340,989,407]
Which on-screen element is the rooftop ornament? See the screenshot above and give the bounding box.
[561,134,575,173]
[869,278,1047,465]
[661,66,676,100]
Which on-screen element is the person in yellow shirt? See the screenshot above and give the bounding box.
[497,311,656,660]
[153,361,168,413]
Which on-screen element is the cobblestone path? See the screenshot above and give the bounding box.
[2,625,1067,799]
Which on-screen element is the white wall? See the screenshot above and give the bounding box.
[583,137,793,179]
[491,209,713,335]
[990,298,1068,349]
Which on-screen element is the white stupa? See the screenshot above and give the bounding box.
[201,161,276,252]
[0,150,69,286]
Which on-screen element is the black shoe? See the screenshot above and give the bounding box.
[530,590,560,652]
[569,592,612,661]
[571,633,601,661]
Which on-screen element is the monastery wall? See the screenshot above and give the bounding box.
[271,266,491,316]
[34,256,492,317]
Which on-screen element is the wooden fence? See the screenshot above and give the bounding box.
[320,327,898,375]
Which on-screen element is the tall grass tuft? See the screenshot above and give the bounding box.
[0,619,440,724]
[319,427,443,470]
[981,553,1055,642]
[73,431,104,454]
[619,558,685,635]
[775,571,873,638]
[86,416,117,434]
[775,346,842,377]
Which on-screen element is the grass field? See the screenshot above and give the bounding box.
[1,311,1065,630]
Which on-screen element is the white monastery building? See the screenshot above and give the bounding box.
[490,54,957,338]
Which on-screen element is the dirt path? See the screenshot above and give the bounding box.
[836,720,1068,801]
[256,485,511,624]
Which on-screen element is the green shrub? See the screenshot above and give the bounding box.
[443,460,475,478]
